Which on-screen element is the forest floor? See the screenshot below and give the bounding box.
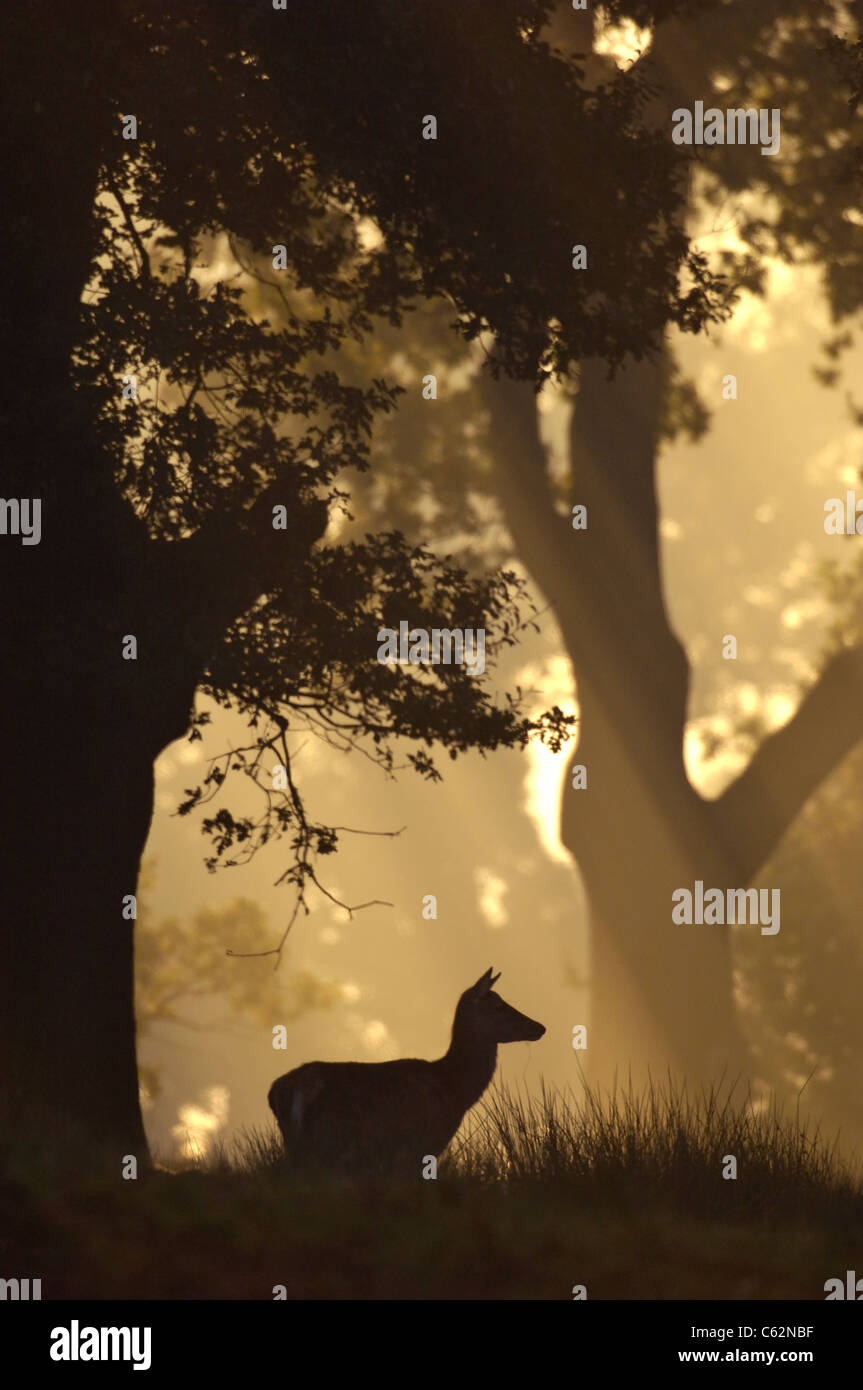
[3,1080,861,1299]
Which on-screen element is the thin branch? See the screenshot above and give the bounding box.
[227,892,392,969]
[103,164,152,281]
[327,824,406,837]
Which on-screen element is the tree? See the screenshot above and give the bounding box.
[336,0,863,1091]
[0,2,720,1158]
[483,0,863,1084]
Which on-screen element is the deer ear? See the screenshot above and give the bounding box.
[489,971,501,989]
[471,967,495,996]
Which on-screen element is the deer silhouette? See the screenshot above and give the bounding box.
[268,967,545,1178]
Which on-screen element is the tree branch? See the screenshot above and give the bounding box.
[162,481,328,645]
[712,643,863,880]
[103,164,152,283]
[138,481,329,751]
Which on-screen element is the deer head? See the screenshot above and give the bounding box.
[458,967,546,1044]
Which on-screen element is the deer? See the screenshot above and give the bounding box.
[268,967,545,1179]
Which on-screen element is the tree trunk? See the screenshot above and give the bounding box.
[0,525,204,1162]
[0,703,155,1160]
[483,364,750,1088]
[0,6,192,1162]
[565,354,749,1085]
[563,690,748,1087]
[0,8,328,1156]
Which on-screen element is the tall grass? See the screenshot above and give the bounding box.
[203,1073,863,1228]
[436,1075,863,1220]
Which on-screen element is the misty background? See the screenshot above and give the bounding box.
[142,221,863,1160]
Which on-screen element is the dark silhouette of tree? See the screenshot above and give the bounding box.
[0,2,722,1159]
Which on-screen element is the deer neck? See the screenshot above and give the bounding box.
[438,1017,498,1111]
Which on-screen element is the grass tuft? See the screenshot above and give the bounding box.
[438,1076,861,1222]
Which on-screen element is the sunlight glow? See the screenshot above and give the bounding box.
[344,1011,399,1059]
[517,655,578,866]
[684,721,747,796]
[474,866,509,928]
[781,598,828,630]
[355,216,384,252]
[594,8,652,67]
[362,1019,391,1049]
[171,1084,230,1162]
